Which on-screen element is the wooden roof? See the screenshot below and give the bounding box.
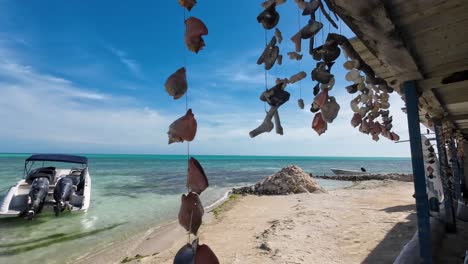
[329,0,468,138]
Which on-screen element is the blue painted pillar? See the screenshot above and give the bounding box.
[449,139,462,202]
[435,124,456,232]
[404,80,432,264]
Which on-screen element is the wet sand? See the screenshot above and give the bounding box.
[79,180,417,264]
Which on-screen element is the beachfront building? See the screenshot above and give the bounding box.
[326,0,468,263]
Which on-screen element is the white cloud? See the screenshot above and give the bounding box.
[107,46,143,79]
[0,42,412,157]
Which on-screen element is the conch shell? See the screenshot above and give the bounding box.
[178,0,196,11]
[257,2,280,30]
[168,109,197,144]
[187,157,208,194]
[312,112,327,135]
[178,192,204,235]
[165,67,187,99]
[185,17,208,53]
[321,96,340,123]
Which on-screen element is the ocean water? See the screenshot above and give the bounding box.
[0,154,412,263]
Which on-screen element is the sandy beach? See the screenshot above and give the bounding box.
[82,179,417,264]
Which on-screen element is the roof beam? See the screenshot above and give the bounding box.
[328,0,422,82]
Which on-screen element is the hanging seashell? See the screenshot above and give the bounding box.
[352,59,360,68]
[164,67,187,100]
[321,96,340,123]
[380,92,389,102]
[322,44,341,63]
[313,83,320,96]
[360,93,369,103]
[373,121,382,134]
[301,0,319,15]
[320,77,335,91]
[310,102,320,113]
[343,61,354,70]
[168,109,198,144]
[351,113,362,127]
[257,37,280,70]
[174,240,197,264]
[187,157,208,195]
[291,32,302,52]
[178,192,204,235]
[257,2,280,30]
[260,83,290,106]
[390,132,400,141]
[289,71,307,84]
[185,17,208,53]
[277,54,283,65]
[274,28,283,43]
[312,63,334,84]
[261,0,287,8]
[346,84,358,94]
[313,89,328,108]
[300,20,323,39]
[358,106,368,117]
[287,51,303,61]
[360,119,370,134]
[381,101,390,109]
[345,69,360,82]
[195,244,220,264]
[276,77,289,84]
[178,0,197,11]
[350,96,360,113]
[312,112,327,135]
[298,98,305,109]
[372,134,380,142]
[357,82,366,91]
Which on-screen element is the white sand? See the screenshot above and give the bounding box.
[110,180,416,264]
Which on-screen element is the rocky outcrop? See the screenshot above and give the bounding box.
[233,165,323,195]
[311,173,413,182]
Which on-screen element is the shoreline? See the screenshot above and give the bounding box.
[75,190,235,264]
[79,179,416,263]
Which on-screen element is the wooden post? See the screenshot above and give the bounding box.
[449,138,462,202]
[403,80,432,264]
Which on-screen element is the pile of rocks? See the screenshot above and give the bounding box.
[233,165,323,195]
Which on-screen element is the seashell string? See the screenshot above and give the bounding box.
[249,1,400,141]
[166,2,219,263]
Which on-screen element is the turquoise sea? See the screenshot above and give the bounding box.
[0,154,412,263]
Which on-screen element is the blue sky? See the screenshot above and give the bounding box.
[0,1,413,157]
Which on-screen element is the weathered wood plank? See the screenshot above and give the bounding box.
[329,0,422,78]
[421,79,468,91]
[390,0,465,23]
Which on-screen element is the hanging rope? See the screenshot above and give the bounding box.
[297,6,302,99]
[264,28,268,113]
[183,6,190,192]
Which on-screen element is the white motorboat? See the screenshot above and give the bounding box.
[0,154,91,219]
[330,168,369,176]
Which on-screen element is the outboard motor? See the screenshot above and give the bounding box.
[27,177,50,220]
[53,176,78,216]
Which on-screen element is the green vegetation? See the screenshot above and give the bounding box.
[121,254,148,263]
[212,194,239,219]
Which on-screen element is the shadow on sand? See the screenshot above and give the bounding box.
[362,204,417,264]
